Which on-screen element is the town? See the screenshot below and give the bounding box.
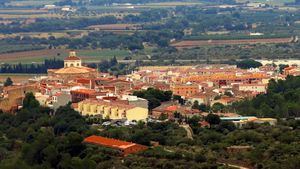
[1,51,300,168]
[1,51,297,127]
[1,0,300,168]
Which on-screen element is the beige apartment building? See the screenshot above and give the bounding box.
[238,84,267,94]
[76,99,148,121]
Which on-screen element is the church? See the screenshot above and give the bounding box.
[48,51,98,79]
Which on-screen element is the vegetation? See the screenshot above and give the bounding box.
[3,77,13,87]
[1,3,300,63]
[87,56,138,76]
[0,1,300,168]
[230,76,300,118]
[236,59,263,69]
[0,58,64,74]
[133,88,172,110]
[0,92,299,168]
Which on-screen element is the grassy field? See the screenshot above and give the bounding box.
[0,49,133,64]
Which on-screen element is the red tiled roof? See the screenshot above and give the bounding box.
[72,103,78,109]
[65,56,81,61]
[83,135,145,150]
[164,105,178,112]
[71,89,96,95]
[199,121,210,127]
[76,78,91,84]
[284,66,296,71]
[81,99,135,110]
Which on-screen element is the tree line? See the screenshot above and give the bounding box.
[0,58,63,74]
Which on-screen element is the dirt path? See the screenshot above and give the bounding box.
[218,162,250,169]
[180,124,194,140]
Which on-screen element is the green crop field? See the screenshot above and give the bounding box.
[0,49,135,64]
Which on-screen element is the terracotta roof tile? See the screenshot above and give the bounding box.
[84,135,140,150]
[65,56,81,61]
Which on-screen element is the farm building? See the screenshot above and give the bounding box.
[83,135,148,156]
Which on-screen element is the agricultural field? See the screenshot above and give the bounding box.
[126,2,203,8]
[0,74,38,83]
[0,49,133,64]
[0,44,45,54]
[171,37,294,49]
[236,0,295,6]
[0,9,49,14]
[0,13,62,19]
[0,31,88,39]
[6,0,60,7]
[87,24,141,30]
[0,8,138,19]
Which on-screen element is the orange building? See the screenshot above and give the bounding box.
[180,73,267,86]
[170,83,199,97]
[70,89,100,103]
[83,135,148,156]
[283,66,300,76]
[0,84,38,113]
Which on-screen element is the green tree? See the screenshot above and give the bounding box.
[3,77,13,87]
[22,92,40,109]
[192,101,199,109]
[211,103,225,112]
[237,59,262,69]
[187,116,200,128]
[199,104,210,112]
[205,114,221,126]
[42,145,59,167]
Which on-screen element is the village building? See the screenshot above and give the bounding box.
[152,102,200,119]
[220,116,277,128]
[0,84,38,112]
[121,95,148,109]
[283,66,300,76]
[48,51,98,80]
[238,83,267,94]
[210,96,240,106]
[70,89,101,103]
[170,83,200,98]
[76,99,148,121]
[83,135,148,156]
